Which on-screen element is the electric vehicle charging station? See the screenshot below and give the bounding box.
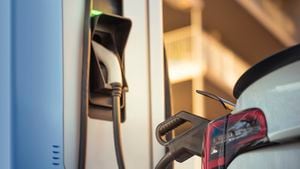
[1,0,167,169]
[6,1,300,169]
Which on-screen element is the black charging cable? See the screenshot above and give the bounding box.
[78,0,91,168]
[155,152,174,169]
[112,82,125,169]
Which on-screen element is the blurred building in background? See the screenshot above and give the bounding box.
[163,0,300,120]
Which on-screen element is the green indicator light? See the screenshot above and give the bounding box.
[90,9,103,17]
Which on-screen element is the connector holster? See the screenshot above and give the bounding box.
[88,13,131,122]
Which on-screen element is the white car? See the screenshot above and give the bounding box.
[156,44,300,169]
[203,44,300,169]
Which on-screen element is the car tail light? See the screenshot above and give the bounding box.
[202,108,268,169]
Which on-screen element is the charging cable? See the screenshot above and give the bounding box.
[92,41,125,169]
[156,152,174,169]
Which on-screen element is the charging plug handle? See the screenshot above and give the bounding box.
[155,111,209,169]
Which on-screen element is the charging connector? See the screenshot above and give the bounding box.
[92,41,126,169]
[92,41,123,85]
[155,111,209,169]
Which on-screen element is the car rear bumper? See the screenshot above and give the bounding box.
[228,141,300,169]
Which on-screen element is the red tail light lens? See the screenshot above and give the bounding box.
[202,116,226,169]
[202,108,268,169]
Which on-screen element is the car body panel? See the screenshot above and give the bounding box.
[233,44,300,99]
[228,142,300,169]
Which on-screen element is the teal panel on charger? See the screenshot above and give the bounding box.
[0,0,12,168]
[11,0,64,168]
